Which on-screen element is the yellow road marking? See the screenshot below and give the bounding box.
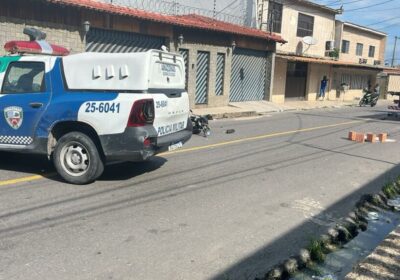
[0,175,45,186]
[161,120,362,156]
[0,120,362,187]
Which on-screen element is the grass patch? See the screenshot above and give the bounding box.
[307,239,327,263]
[383,183,398,199]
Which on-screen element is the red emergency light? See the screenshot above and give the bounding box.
[4,40,70,56]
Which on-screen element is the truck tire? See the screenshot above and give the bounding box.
[53,132,104,184]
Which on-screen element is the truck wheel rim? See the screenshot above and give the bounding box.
[60,141,90,177]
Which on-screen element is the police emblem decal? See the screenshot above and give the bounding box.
[4,106,24,130]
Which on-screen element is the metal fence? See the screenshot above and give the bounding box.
[98,0,245,26]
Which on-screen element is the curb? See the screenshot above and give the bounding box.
[261,180,400,280]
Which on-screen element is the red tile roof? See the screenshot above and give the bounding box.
[46,0,286,43]
[383,68,400,75]
[277,54,385,70]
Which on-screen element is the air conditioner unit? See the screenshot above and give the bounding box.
[325,40,334,51]
[359,58,368,64]
[374,60,381,66]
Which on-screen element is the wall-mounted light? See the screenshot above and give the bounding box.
[231,40,236,51]
[82,21,91,34]
[178,34,184,46]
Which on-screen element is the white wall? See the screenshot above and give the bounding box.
[260,0,336,58]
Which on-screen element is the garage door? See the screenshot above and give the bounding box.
[230,48,268,102]
[86,28,165,53]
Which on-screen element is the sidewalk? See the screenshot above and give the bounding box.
[345,226,400,280]
[191,99,359,119]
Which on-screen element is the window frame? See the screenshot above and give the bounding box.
[296,13,314,38]
[268,1,283,34]
[369,46,376,58]
[356,43,364,56]
[341,40,350,54]
[1,61,46,94]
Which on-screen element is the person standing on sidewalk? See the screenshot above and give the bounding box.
[318,76,329,100]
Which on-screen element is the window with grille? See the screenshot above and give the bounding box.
[268,1,283,33]
[341,40,350,54]
[341,74,369,90]
[369,46,375,58]
[297,13,314,37]
[356,43,363,56]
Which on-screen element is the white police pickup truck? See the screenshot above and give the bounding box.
[0,36,191,184]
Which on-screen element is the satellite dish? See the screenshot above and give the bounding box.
[302,36,318,46]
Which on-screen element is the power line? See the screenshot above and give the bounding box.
[344,0,395,12]
[367,16,400,27]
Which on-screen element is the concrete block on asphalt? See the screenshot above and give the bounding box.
[348,131,356,141]
[378,133,387,143]
[355,133,365,143]
[366,133,376,143]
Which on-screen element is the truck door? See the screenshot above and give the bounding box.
[0,60,50,146]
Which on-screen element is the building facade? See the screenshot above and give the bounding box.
[0,0,284,109]
[258,0,386,104]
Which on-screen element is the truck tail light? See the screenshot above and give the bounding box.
[127,99,155,127]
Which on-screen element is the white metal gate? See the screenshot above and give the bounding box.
[230,48,267,102]
[195,51,210,104]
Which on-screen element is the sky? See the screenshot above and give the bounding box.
[312,0,400,66]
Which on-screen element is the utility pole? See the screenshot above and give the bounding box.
[392,36,398,67]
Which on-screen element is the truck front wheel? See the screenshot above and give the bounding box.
[53,132,104,184]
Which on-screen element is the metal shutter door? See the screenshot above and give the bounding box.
[230,48,267,102]
[86,28,165,53]
[195,51,210,104]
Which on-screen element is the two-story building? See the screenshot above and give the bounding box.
[332,21,387,101]
[258,0,387,104]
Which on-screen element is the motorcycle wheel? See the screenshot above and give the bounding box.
[359,99,365,107]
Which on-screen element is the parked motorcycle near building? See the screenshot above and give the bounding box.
[359,87,379,107]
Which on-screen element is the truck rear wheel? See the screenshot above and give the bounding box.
[53,132,104,184]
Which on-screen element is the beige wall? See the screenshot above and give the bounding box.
[272,57,287,104]
[260,0,336,58]
[170,41,232,108]
[306,63,333,101]
[331,67,378,101]
[339,25,386,65]
[388,75,400,93]
[0,16,84,56]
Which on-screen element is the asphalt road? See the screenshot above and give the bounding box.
[1,106,400,280]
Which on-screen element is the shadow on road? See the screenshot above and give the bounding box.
[210,165,400,280]
[0,151,167,182]
[99,157,167,181]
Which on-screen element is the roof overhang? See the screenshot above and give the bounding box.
[45,0,286,43]
[342,22,387,37]
[277,54,384,71]
[292,0,341,15]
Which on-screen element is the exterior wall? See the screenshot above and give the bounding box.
[260,0,336,58]
[306,63,333,101]
[0,16,85,56]
[388,75,400,93]
[170,41,232,108]
[169,30,275,107]
[338,25,386,65]
[271,57,287,104]
[332,67,378,101]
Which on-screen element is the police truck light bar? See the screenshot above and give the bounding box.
[4,27,70,56]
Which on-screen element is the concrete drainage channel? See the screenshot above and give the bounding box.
[260,179,400,280]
